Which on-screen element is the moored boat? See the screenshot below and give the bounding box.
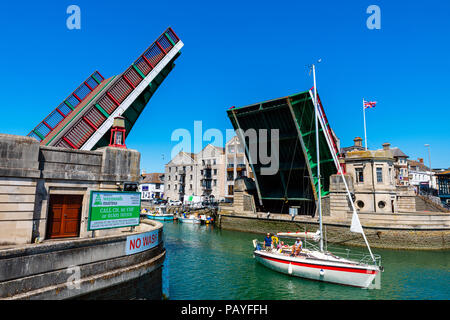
[146,205,174,221]
[178,214,201,224]
[147,213,174,221]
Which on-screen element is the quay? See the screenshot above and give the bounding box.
[0,134,165,299]
[217,211,450,250]
[217,178,450,250]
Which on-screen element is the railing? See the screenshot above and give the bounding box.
[202,184,212,190]
[254,239,382,267]
[49,27,180,149]
[27,71,105,142]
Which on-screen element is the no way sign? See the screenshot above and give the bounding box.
[125,230,159,255]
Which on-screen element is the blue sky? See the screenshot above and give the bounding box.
[1,0,449,172]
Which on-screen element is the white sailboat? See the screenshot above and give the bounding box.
[252,62,383,289]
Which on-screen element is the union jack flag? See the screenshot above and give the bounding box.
[364,101,377,109]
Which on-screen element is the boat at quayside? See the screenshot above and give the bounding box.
[252,62,383,289]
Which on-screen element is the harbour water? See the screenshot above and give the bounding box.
[162,221,449,300]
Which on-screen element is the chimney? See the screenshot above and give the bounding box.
[382,143,391,151]
[354,137,363,147]
[419,158,424,164]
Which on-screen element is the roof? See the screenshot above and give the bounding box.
[390,147,408,158]
[141,173,164,184]
[341,145,365,154]
[408,160,430,172]
[374,146,408,158]
[436,170,450,176]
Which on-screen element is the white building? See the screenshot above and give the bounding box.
[139,173,164,201]
[408,158,437,190]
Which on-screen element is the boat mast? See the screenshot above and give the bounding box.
[312,63,324,253]
[310,64,376,264]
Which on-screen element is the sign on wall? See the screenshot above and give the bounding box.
[88,191,141,230]
[125,229,159,255]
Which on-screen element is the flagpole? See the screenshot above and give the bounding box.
[363,98,367,150]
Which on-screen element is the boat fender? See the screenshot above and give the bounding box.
[288,263,293,275]
[319,269,325,277]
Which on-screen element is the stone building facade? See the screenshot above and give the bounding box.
[164,144,226,202]
[0,133,141,245]
[224,136,253,200]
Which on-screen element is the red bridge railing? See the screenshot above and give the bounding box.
[50,27,181,149]
[27,71,105,142]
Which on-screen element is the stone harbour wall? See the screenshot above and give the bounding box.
[218,213,450,250]
[0,220,165,300]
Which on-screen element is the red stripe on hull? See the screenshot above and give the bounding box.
[257,252,377,275]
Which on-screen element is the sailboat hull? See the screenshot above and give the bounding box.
[254,250,380,289]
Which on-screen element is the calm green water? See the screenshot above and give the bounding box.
[162,221,449,300]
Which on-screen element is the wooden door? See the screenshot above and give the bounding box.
[47,195,83,239]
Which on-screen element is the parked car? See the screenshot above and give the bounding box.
[168,200,182,206]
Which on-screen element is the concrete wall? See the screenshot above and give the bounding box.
[218,213,450,250]
[0,220,164,300]
[0,135,40,245]
[0,133,141,245]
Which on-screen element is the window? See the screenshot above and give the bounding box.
[190,175,193,180]
[228,185,234,195]
[168,185,170,190]
[357,200,365,208]
[214,169,217,175]
[213,179,217,186]
[355,168,364,183]
[190,184,193,190]
[155,184,160,190]
[376,168,383,183]
[378,201,386,209]
[213,159,216,165]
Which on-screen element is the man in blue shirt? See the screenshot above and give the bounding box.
[264,233,272,250]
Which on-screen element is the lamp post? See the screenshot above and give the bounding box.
[425,144,432,188]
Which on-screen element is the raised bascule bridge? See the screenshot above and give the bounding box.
[227,90,340,215]
[27,27,183,150]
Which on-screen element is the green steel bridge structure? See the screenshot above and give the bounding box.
[227,91,340,215]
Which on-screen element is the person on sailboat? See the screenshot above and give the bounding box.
[291,238,303,256]
[276,241,285,253]
[271,234,279,249]
[263,233,272,250]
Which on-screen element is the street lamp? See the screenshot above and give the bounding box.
[424,144,432,188]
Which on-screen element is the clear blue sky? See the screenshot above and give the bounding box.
[1,0,449,172]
